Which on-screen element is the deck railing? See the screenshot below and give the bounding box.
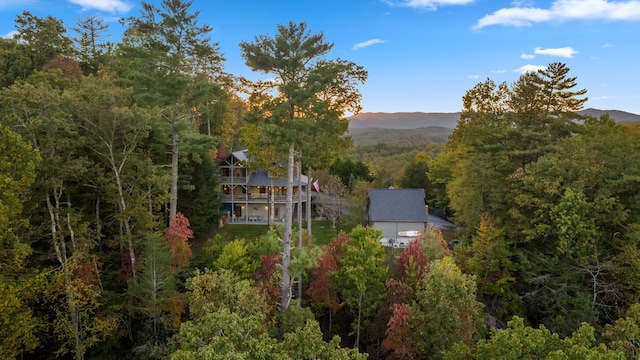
[219,194,305,202]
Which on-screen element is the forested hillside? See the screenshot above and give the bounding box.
[2,1,640,360]
[347,108,639,188]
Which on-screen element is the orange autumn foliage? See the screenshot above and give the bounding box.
[163,212,193,268]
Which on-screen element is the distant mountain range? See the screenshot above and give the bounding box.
[348,108,640,130]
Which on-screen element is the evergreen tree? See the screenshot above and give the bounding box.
[240,22,366,311]
[118,0,225,222]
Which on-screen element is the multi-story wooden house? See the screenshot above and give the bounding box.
[218,149,311,224]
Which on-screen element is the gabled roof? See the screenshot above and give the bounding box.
[247,169,309,187]
[231,149,249,162]
[368,188,427,222]
[220,150,309,186]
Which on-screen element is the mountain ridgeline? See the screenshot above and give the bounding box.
[349,108,640,132]
[347,109,640,183]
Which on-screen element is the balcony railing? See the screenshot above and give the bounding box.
[219,193,307,202]
[219,176,247,183]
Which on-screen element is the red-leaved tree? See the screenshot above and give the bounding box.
[253,254,281,315]
[307,231,350,334]
[382,303,417,359]
[163,212,193,268]
[396,239,430,290]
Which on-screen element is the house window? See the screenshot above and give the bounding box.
[259,186,266,194]
[221,168,230,177]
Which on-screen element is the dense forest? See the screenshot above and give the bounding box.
[2,0,640,359]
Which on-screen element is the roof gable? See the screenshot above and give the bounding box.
[219,150,309,186]
[369,188,427,222]
[247,169,309,187]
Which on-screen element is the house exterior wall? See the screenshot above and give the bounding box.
[372,221,427,240]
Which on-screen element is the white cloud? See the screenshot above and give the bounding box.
[534,46,578,58]
[520,53,535,59]
[602,43,614,48]
[467,74,481,79]
[352,39,387,50]
[475,0,640,28]
[515,64,546,73]
[67,0,134,13]
[511,0,535,6]
[491,69,508,74]
[386,0,475,10]
[2,30,18,39]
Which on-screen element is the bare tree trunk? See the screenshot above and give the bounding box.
[307,165,312,236]
[46,188,85,359]
[355,291,363,349]
[270,178,275,226]
[95,195,102,248]
[46,192,65,266]
[297,153,303,304]
[169,127,179,221]
[281,144,294,312]
[112,160,136,279]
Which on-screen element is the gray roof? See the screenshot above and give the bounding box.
[231,149,249,162]
[247,169,308,187]
[226,149,309,186]
[368,188,428,222]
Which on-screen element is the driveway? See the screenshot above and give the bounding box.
[427,214,456,230]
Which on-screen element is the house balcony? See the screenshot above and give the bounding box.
[219,193,308,203]
[218,176,248,184]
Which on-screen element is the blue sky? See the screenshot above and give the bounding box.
[1,0,639,114]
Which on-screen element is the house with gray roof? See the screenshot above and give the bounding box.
[368,188,428,247]
[218,149,310,224]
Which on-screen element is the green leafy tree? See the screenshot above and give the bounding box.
[280,319,367,360]
[1,70,110,359]
[48,256,118,360]
[333,226,388,349]
[213,239,258,279]
[505,135,626,331]
[347,179,372,226]
[65,70,158,279]
[603,303,640,358]
[434,64,617,333]
[13,11,72,77]
[185,269,269,321]
[445,316,624,360]
[174,269,364,359]
[329,157,373,190]
[0,125,41,358]
[410,257,485,359]
[399,151,432,195]
[455,214,521,322]
[0,125,39,270]
[0,37,30,88]
[444,64,587,233]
